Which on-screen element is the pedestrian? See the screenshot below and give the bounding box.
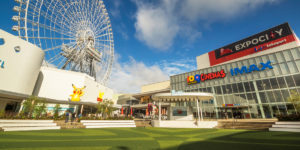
[71,112,76,123]
[65,110,69,123]
[77,113,82,122]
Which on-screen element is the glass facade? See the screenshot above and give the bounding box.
[170,46,300,119]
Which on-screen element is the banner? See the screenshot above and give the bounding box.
[208,23,296,66]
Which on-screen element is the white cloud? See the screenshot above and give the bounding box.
[110,0,122,18]
[134,4,179,50]
[107,54,196,93]
[108,55,169,93]
[133,0,278,50]
[180,0,277,22]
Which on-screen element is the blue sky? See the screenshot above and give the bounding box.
[1,0,300,93]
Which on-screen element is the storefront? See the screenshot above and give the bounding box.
[170,23,300,119]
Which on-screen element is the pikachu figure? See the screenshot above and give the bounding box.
[70,84,86,102]
[97,92,104,102]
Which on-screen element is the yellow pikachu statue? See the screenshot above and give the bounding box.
[97,92,104,102]
[70,84,86,102]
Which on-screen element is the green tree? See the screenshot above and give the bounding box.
[34,99,47,119]
[288,90,300,113]
[20,96,46,118]
[96,99,115,119]
[53,104,61,120]
[0,109,5,118]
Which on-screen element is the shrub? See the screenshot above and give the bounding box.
[0,110,5,119]
[53,104,61,120]
[277,114,300,121]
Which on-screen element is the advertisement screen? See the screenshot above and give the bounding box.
[172,107,187,116]
[208,23,296,66]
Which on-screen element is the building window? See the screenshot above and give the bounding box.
[225,84,232,94]
[280,63,290,74]
[214,86,221,94]
[285,76,296,87]
[259,92,268,103]
[256,80,263,91]
[273,90,284,102]
[283,50,293,61]
[269,78,279,89]
[277,77,287,88]
[281,89,290,102]
[262,79,272,90]
[266,91,276,103]
[276,52,285,63]
[232,84,238,93]
[287,62,298,73]
[291,48,300,60]
[293,74,300,86]
[237,83,245,93]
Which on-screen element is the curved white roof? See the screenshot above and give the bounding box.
[152,92,214,102]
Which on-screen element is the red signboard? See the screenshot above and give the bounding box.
[208,23,296,66]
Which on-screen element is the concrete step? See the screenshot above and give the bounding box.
[0,123,57,127]
[0,120,53,123]
[82,123,136,126]
[81,120,135,123]
[85,125,136,128]
[3,126,61,131]
[269,127,300,132]
[272,125,300,128]
[81,120,136,128]
[275,122,300,125]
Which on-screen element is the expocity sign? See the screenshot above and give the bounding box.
[208,22,296,66]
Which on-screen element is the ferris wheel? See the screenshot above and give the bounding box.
[12,0,114,85]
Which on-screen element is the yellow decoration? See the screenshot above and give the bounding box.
[70,84,86,102]
[97,92,104,102]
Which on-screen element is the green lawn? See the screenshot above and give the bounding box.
[0,128,300,150]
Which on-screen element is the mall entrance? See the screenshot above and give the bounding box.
[218,106,251,119]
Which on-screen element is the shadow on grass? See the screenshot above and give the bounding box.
[162,130,300,150]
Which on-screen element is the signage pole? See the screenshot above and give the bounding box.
[200,101,204,121]
[196,99,201,123]
[159,101,161,121]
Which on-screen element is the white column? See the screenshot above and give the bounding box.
[18,99,25,113]
[200,100,204,121]
[159,101,161,121]
[196,99,201,122]
[80,105,84,114]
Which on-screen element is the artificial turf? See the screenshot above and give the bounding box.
[0,128,300,150]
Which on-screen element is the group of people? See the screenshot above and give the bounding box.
[65,110,82,123]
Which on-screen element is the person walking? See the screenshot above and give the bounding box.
[71,112,76,123]
[65,110,69,123]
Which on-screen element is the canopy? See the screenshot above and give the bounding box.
[152,92,214,102]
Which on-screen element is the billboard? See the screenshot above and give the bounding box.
[208,23,296,66]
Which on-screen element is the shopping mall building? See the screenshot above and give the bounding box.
[170,22,300,119]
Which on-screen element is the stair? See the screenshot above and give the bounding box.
[217,120,276,130]
[0,120,60,132]
[81,120,136,128]
[151,120,218,128]
[269,122,300,132]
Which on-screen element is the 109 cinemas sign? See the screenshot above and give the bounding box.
[208,22,295,66]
